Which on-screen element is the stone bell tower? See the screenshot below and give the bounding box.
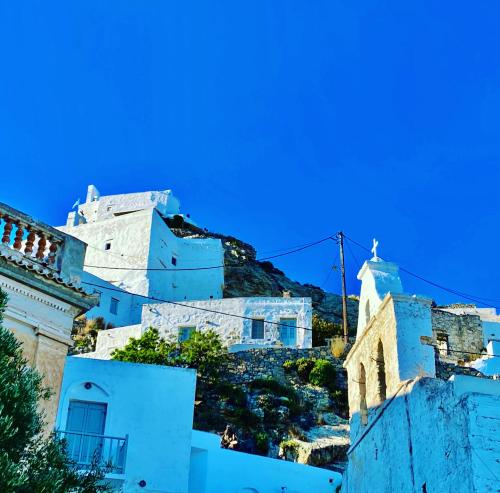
[356,240,404,338]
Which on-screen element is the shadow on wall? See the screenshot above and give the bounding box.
[343,376,500,493]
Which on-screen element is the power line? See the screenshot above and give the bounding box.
[82,280,318,332]
[83,234,336,272]
[343,234,500,309]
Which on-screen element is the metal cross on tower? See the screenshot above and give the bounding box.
[371,238,379,260]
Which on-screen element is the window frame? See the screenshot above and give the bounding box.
[110,297,119,315]
[178,326,196,342]
[251,319,265,339]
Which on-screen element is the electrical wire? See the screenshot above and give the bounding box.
[83,234,336,272]
[343,234,500,309]
[82,280,318,332]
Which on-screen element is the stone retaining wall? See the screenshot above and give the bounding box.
[221,346,347,389]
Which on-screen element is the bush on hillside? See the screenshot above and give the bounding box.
[296,357,316,381]
[312,314,342,347]
[112,328,227,383]
[309,359,337,392]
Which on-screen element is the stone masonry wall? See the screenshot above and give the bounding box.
[221,346,347,389]
[431,309,484,360]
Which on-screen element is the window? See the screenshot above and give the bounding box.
[251,319,265,339]
[359,363,368,425]
[104,241,112,251]
[375,340,387,403]
[171,256,177,266]
[66,400,107,465]
[436,333,449,356]
[279,318,297,346]
[110,298,119,315]
[365,299,371,325]
[94,290,102,307]
[178,326,196,342]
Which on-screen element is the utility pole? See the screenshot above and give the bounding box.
[337,231,349,344]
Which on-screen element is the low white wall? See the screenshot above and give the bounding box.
[141,297,312,349]
[190,431,341,493]
[56,357,197,493]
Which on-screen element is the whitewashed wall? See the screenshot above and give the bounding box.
[60,207,224,321]
[190,431,341,493]
[56,357,196,493]
[141,297,312,349]
[81,272,144,327]
[343,376,500,493]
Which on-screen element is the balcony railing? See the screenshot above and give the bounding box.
[0,204,66,271]
[57,430,128,474]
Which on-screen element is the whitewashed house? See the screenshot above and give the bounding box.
[56,356,341,493]
[90,296,313,358]
[58,185,313,353]
[341,250,500,493]
[58,185,225,325]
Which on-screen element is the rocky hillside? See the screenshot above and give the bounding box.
[167,217,359,331]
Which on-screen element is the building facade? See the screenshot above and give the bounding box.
[342,253,500,493]
[57,356,340,493]
[0,201,96,427]
[58,185,225,325]
[89,296,313,359]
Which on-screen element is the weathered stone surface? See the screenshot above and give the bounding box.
[221,346,347,390]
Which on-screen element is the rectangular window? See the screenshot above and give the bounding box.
[171,256,177,266]
[104,241,112,251]
[178,326,196,342]
[251,319,265,339]
[437,333,449,356]
[110,298,119,315]
[279,318,297,346]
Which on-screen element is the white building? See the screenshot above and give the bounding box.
[89,296,312,358]
[341,251,500,493]
[58,185,225,325]
[57,356,341,493]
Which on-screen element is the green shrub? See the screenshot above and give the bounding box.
[112,328,227,383]
[309,359,336,391]
[215,382,247,407]
[282,360,296,373]
[254,432,269,455]
[249,378,298,401]
[296,357,316,381]
[312,314,342,347]
[228,408,261,429]
[279,439,300,460]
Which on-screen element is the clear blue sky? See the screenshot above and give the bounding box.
[1,1,499,306]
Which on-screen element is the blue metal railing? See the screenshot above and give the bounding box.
[57,430,128,474]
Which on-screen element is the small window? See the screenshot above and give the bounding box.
[106,206,112,212]
[375,340,387,403]
[178,326,195,342]
[110,298,119,315]
[365,299,371,325]
[359,363,368,426]
[104,241,112,251]
[171,256,177,266]
[437,333,449,356]
[279,318,297,346]
[251,319,265,339]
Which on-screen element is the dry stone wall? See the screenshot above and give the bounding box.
[431,309,484,359]
[221,346,347,389]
